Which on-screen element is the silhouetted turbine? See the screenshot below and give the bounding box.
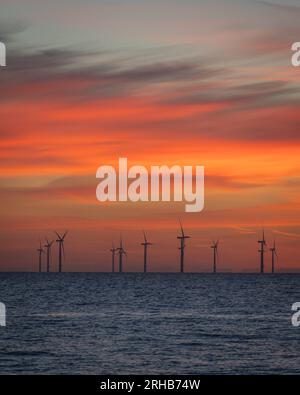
[270,240,278,274]
[177,221,190,273]
[55,230,68,273]
[37,240,44,273]
[258,229,266,274]
[117,238,127,273]
[110,242,118,273]
[141,230,153,273]
[44,238,54,273]
[211,240,219,273]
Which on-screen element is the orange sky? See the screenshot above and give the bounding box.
[0,0,300,271]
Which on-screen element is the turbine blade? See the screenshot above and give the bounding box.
[179,219,184,237]
[143,230,147,243]
[55,231,61,239]
[62,230,68,240]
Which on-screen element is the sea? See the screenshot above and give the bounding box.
[0,273,300,374]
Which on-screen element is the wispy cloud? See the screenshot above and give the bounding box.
[233,227,257,235]
[272,229,300,239]
[257,1,300,13]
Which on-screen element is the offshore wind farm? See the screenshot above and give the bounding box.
[35,227,280,274]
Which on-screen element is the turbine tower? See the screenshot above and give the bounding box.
[44,238,54,273]
[141,230,153,273]
[37,241,44,273]
[258,229,266,274]
[270,240,278,274]
[117,238,127,273]
[110,242,117,273]
[55,231,68,273]
[177,221,190,273]
[211,240,219,273]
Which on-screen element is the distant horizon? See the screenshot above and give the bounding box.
[1,269,300,274]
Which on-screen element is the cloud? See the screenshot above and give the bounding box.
[272,229,300,239]
[233,226,257,235]
[161,80,299,110]
[206,175,265,190]
[281,177,300,187]
[0,20,27,43]
[0,43,216,103]
[257,1,300,13]
[1,20,299,144]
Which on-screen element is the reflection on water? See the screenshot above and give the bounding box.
[0,273,299,374]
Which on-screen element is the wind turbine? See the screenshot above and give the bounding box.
[270,240,278,274]
[55,230,68,273]
[110,242,117,273]
[117,238,127,273]
[177,221,190,273]
[258,229,266,274]
[37,240,44,273]
[211,240,219,273]
[141,230,153,273]
[44,238,54,273]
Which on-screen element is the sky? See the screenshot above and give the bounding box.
[0,0,300,272]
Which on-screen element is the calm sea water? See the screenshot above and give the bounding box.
[0,273,300,374]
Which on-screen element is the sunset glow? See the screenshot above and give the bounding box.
[1,0,300,272]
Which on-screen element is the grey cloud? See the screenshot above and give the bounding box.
[159,79,300,110]
[0,20,27,43]
[0,43,221,103]
[257,1,300,13]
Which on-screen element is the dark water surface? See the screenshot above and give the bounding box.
[0,273,300,374]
